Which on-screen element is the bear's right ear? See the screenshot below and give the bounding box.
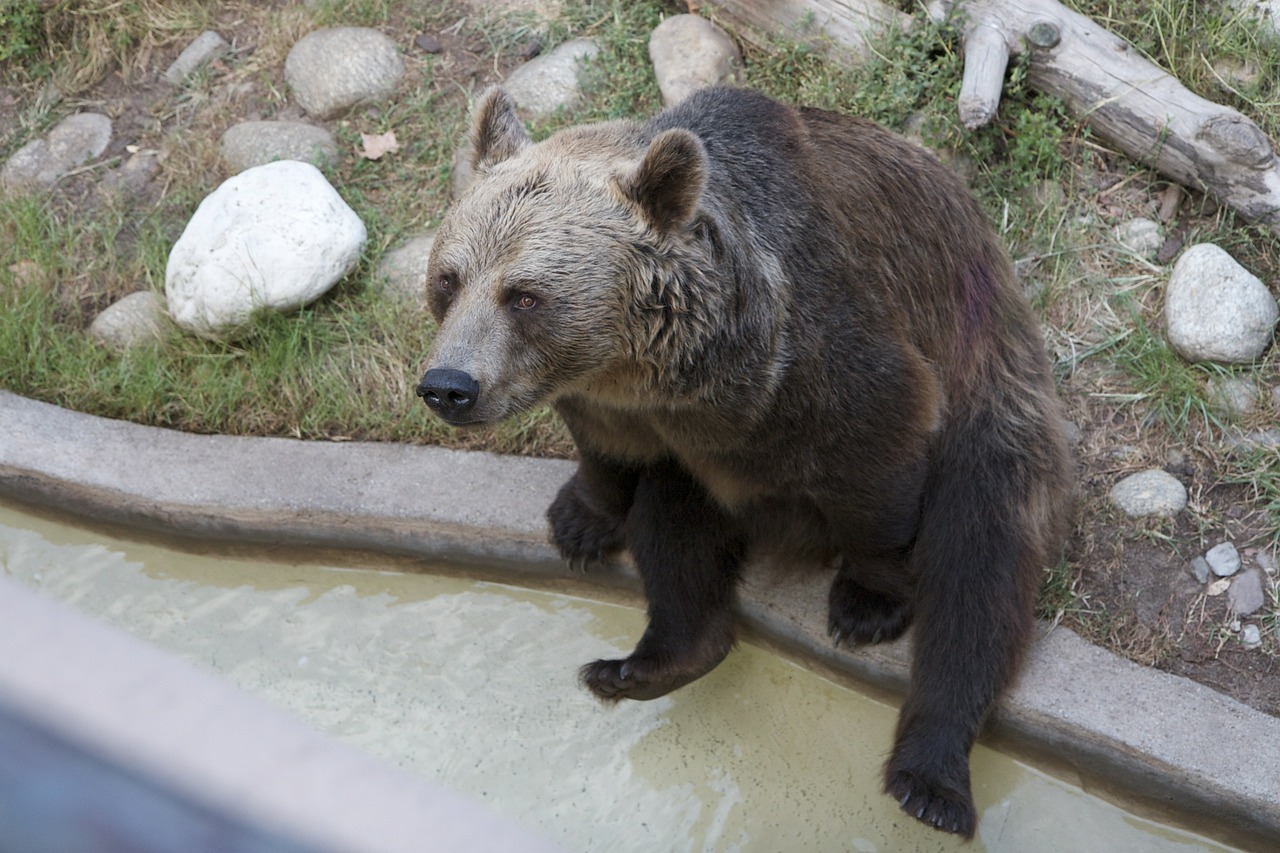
[469,87,531,171]
[622,129,707,233]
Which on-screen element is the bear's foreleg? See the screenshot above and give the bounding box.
[580,459,745,702]
[885,406,1060,838]
[548,452,640,570]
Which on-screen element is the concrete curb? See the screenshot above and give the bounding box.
[1,390,1277,850]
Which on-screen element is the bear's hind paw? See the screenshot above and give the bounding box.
[884,769,976,838]
[827,579,912,648]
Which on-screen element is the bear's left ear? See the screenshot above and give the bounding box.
[469,86,531,171]
[621,129,707,233]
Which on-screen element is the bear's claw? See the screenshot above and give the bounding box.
[884,768,976,838]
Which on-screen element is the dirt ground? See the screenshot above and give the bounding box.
[3,1,1277,719]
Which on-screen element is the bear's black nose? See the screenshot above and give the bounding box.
[416,368,480,418]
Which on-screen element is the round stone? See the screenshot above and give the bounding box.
[284,27,405,120]
[1165,244,1277,364]
[220,121,339,173]
[1109,469,1187,518]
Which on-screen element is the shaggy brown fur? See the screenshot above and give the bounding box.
[417,86,1073,838]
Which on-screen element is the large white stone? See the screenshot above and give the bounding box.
[1165,244,1277,363]
[165,160,366,338]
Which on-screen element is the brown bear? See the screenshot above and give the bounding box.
[417,85,1072,838]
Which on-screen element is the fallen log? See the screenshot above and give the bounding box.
[697,0,911,58]
[701,0,1280,233]
[932,0,1280,233]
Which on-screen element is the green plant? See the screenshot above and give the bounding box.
[0,0,44,64]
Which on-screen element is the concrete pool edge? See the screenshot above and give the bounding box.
[1,390,1277,850]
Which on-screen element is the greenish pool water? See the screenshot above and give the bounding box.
[0,503,1237,853]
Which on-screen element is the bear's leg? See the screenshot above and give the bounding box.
[827,553,914,647]
[547,452,640,570]
[580,459,745,702]
[884,409,1049,838]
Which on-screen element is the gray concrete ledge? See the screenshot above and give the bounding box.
[1,390,1278,851]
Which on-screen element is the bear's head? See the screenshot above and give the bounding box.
[416,87,710,426]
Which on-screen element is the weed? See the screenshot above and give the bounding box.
[0,0,44,65]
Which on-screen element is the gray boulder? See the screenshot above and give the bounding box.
[285,28,405,119]
[649,15,742,107]
[1165,244,1277,363]
[1109,469,1187,518]
[220,121,339,173]
[502,38,600,118]
[1,113,113,190]
[89,291,172,352]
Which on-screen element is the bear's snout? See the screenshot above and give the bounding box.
[416,368,481,423]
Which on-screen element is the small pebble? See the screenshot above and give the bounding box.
[1240,624,1262,650]
[1227,569,1265,616]
[414,33,443,53]
[1257,550,1277,575]
[1205,542,1241,577]
[1189,556,1211,584]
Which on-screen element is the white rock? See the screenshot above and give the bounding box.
[163,30,230,85]
[1205,542,1241,578]
[285,28,405,120]
[1257,550,1278,575]
[89,291,172,352]
[220,121,339,173]
[502,38,600,118]
[1,112,113,189]
[377,232,435,306]
[1240,623,1262,650]
[1109,469,1187,518]
[1165,244,1278,363]
[649,15,742,107]
[165,160,366,339]
[1206,376,1258,417]
[1112,217,1163,261]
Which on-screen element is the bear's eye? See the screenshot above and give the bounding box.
[436,274,456,295]
[512,292,538,311]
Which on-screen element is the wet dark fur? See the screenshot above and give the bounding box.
[423,87,1073,838]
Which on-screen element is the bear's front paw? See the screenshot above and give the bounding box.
[579,655,706,702]
[547,480,626,569]
[827,574,912,647]
[884,768,976,838]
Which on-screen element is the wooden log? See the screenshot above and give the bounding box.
[957,21,1010,129]
[697,0,911,58]
[936,0,1280,234]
